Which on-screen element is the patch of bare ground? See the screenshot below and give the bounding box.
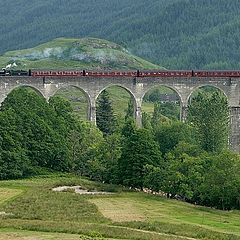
[52,186,114,195]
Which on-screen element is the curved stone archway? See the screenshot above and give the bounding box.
[140,85,182,122]
[0,85,47,105]
[140,85,184,107]
[187,84,229,105]
[95,83,141,126]
[50,85,92,121]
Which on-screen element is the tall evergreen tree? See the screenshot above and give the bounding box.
[125,98,135,120]
[96,90,117,136]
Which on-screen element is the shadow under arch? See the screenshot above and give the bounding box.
[51,85,91,120]
[141,84,183,121]
[187,85,229,105]
[96,84,138,119]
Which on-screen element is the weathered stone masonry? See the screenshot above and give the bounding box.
[0,76,239,152]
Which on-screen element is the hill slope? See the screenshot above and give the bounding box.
[0,38,163,70]
[1,0,240,69]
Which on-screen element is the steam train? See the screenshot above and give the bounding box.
[1,68,240,78]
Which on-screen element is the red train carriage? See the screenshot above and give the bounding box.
[4,69,240,78]
[139,71,192,77]
[31,70,83,77]
[85,71,137,77]
[193,71,240,77]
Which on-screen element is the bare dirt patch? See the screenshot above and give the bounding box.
[52,186,114,195]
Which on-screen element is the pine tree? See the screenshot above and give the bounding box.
[96,90,117,136]
[125,98,135,120]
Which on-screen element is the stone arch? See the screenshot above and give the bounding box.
[95,83,141,126]
[7,85,46,100]
[187,85,229,105]
[96,84,137,102]
[51,85,91,120]
[141,84,184,121]
[140,84,184,107]
[96,83,138,115]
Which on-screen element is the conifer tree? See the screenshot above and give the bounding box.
[96,90,117,136]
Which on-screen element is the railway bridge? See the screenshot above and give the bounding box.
[0,75,239,152]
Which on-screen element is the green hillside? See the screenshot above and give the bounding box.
[0,175,239,240]
[1,0,240,69]
[0,38,163,70]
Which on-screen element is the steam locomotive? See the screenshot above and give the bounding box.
[1,68,240,78]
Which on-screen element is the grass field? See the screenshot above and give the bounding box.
[0,175,239,240]
[0,188,23,205]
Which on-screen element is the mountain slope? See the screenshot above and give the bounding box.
[0,38,163,70]
[1,0,240,69]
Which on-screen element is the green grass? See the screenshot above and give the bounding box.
[0,228,119,240]
[0,188,23,205]
[0,175,240,240]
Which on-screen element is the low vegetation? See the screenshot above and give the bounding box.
[0,175,240,240]
[0,38,164,71]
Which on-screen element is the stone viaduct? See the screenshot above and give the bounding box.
[0,76,239,152]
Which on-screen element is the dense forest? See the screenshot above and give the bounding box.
[1,0,240,69]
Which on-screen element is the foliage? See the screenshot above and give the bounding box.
[118,128,162,189]
[124,98,135,120]
[188,91,229,152]
[0,110,32,179]
[154,121,194,155]
[143,164,165,192]
[96,90,117,136]
[142,112,152,130]
[164,148,207,201]
[199,151,240,210]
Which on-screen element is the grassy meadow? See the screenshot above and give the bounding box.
[0,174,239,240]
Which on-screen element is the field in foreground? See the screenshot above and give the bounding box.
[0,175,239,240]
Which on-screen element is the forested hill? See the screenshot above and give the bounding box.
[1,0,240,70]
